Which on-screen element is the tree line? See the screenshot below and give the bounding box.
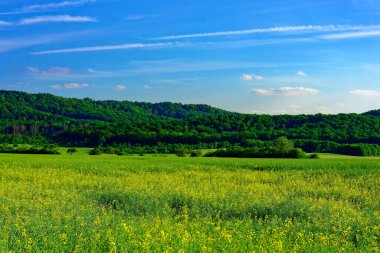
[1,90,380,156]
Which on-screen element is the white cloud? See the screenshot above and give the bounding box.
[87,68,98,73]
[18,15,96,25]
[297,71,306,76]
[18,0,96,12]
[126,15,146,21]
[143,85,152,89]
[26,66,72,75]
[0,30,93,53]
[32,42,184,55]
[51,83,90,89]
[0,20,12,26]
[320,30,380,40]
[251,87,320,96]
[156,25,380,40]
[0,35,64,53]
[0,15,96,26]
[349,89,380,97]
[47,67,72,74]
[315,106,331,114]
[114,85,127,91]
[26,66,41,74]
[50,84,62,90]
[241,74,264,81]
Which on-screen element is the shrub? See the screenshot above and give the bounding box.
[190,150,202,157]
[67,148,77,155]
[309,153,320,159]
[287,148,307,158]
[176,145,187,157]
[89,148,102,155]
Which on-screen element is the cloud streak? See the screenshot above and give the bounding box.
[320,30,380,40]
[18,15,96,25]
[156,25,380,40]
[241,74,264,81]
[26,66,72,75]
[51,83,90,89]
[297,71,306,76]
[0,0,97,15]
[18,0,97,12]
[0,31,94,53]
[251,87,320,96]
[349,89,380,97]
[114,85,127,91]
[0,15,96,26]
[32,42,186,55]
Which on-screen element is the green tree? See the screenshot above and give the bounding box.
[67,148,77,155]
[176,145,187,157]
[274,137,294,154]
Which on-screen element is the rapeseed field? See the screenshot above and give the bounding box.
[0,154,379,252]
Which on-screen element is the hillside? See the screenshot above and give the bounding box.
[362,110,380,117]
[1,90,380,149]
[0,90,232,123]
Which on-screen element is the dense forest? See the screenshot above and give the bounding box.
[1,90,380,154]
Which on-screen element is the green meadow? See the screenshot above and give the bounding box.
[0,153,379,252]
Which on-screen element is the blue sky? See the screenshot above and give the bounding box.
[1,0,380,114]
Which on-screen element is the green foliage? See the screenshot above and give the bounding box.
[206,137,307,158]
[334,143,380,157]
[0,144,60,154]
[190,150,203,157]
[176,145,187,157]
[273,136,294,153]
[67,148,77,155]
[89,148,102,155]
[309,153,320,159]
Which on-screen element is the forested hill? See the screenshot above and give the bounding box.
[363,110,380,117]
[2,90,380,149]
[0,90,232,123]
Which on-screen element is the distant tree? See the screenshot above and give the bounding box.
[176,145,187,157]
[190,150,202,157]
[309,153,320,159]
[89,148,102,155]
[67,148,77,155]
[273,137,294,154]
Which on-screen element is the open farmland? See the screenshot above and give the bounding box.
[0,154,379,252]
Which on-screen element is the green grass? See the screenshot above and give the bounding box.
[0,153,379,252]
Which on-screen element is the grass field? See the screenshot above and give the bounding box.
[0,153,379,252]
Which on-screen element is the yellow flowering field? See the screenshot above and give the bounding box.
[0,153,379,252]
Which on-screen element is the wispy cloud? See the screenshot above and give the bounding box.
[0,36,59,53]
[156,25,380,40]
[0,31,94,53]
[19,15,96,25]
[18,0,96,12]
[349,89,380,97]
[32,42,186,55]
[114,85,127,91]
[126,15,146,21]
[0,0,97,15]
[297,71,306,76]
[26,66,72,75]
[320,29,380,40]
[0,15,96,26]
[251,87,320,96]
[241,74,264,81]
[51,83,90,89]
[0,20,12,26]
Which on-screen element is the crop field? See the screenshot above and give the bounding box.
[0,153,380,252]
